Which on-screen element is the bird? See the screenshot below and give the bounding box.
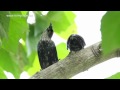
[37,23,58,70]
[67,34,86,52]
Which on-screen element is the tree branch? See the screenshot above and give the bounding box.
[30,41,119,79]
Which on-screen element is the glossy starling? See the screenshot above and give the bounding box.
[67,34,86,51]
[37,23,58,70]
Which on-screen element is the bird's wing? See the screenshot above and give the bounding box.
[37,40,58,69]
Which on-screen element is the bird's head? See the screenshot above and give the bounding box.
[67,34,86,51]
[47,23,53,38]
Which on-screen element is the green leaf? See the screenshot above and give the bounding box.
[15,43,29,70]
[107,72,120,79]
[46,11,77,39]
[101,11,120,54]
[0,39,2,46]
[0,11,29,78]
[0,11,10,40]
[34,11,50,37]
[0,48,21,78]
[0,23,7,39]
[2,11,28,54]
[56,42,69,60]
[0,67,7,79]
[26,24,41,56]
[26,53,40,76]
[24,51,36,71]
[26,24,36,56]
[21,11,28,16]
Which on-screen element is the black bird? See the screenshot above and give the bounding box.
[67,34,86,51]
[37,23,58,70]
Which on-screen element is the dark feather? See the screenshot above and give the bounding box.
[67,34,86,51]
[37,40,58,69]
